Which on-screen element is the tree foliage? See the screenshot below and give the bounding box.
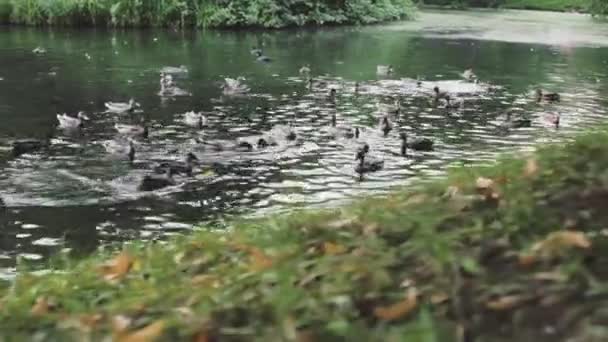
[0,0,416,28]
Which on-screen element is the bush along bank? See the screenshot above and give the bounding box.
[3,128,608,340]
[420,0,589,12]
[0,0,416,28]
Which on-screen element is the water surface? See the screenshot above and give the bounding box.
[1,9,608,278]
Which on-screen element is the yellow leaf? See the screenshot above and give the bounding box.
[523,158,539,178]
[323,242,346,255]
[373,288,418,321]
[115,320,165,342]
[31,297,51,316]
[526,231,591,261]
[98,251,135,282]
[430,292,449,305]
[486,294,530,311]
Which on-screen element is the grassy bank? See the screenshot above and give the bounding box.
[3,128,608,341]
[503,0,587,12]
[0,0,415,28]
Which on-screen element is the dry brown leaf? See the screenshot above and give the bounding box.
[191,274,220,288]
[523,158,539,178]
[323,242,346,255]
[98,251,135,282]
[404,193,429,206]
[523,231,591,263]
[430,292,450,305]
[373,288,418,321]
[249,248,273,271]
[115,320,165,342]
[485,294,530,311]
[31,297,51,316]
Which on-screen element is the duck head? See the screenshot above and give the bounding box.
[433,86,440,95]
[286,131,297,141]
[400,133,407,156]
[257,138,269,148]
[186,152,199,163]
[355,127,360,139]
[128,141,136,162]
[77,111,90,120]
[142,126,149,139]
[535,88,543,101]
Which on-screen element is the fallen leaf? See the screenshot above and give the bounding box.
[533,271,567,282]
[323,242,346,255]
[527,230,591,261]
[430,292,449,305]
[98,251,135,282]
[523,158,539,178]
[486,294,531,311]
[373,288,418,321]
[249,247,273,271]
[404,193,429,206]
[31,297,52,316]
[191,274,220,288]
[115,319,165,342]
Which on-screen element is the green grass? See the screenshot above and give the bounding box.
[0,0,416,28]
[4,128,608,340]
[504,0,587,11]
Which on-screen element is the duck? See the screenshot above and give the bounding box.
[504,112,531,129]
[183,111,207,129]
[139,168,176,192]
[545,112,560,128]
[102,139,135,161]
[11,138,50,158]
[154,152,198,176]
[250,47,263,56]
[299,65,311,77]
[536,89,560,102]
[377,98,401,115]
[380,116,393,137]
[105,99,140,113]
[328,114,360,139]
[400,133,434,155]
[159,74,191,97]
[56,112,89,130]
[114,123,149,138]
[355,144,384,174]
[254,50,272,63]
[433,86,450,101]
[32,47,46,54]
[160,65,188,75]
[377,65,394,76]
[223,77,249,94]
[461,68,477,82]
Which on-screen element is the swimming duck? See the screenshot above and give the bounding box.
[102,139,135,161]
[139,168,176,192]
[154,152,198,176]
[223,77,249,94]
[328,114,360,139]
[461,68,477,82]
[105,99,140,113]
[56,112,89,130]
[159,74,191,97]
[400,133,434,155]
[536,89,560,102]
[299,65,311,77]
[433,86,450,101]
[114,123,149,138]
[255,50,272,63]
[161,65,188,75]
[380,116,393,137]
[377,65,394,76]
[32,47,46,54]
[183,111,207,129]
[250,47,263,56]
[545,112,560,128]
[355,144,384,174]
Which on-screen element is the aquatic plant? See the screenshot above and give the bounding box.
[1,0,416,28]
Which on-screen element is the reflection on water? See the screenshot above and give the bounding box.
[1,9,608,277]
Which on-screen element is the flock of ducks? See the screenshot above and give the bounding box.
[6,49,563,195]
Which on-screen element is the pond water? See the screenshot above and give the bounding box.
[1,9,608,278]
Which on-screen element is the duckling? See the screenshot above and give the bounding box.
[154,152,198,176]
[400,133,434,154]
[139,168,176,192]
[102,139,135,161]
[105,98,140,113]
[355,144,384,174]
[114,123,149,138]
[183,111,207,129]
[380,116,393,137]
[255,50,272,63]
[461,68,477,82]
[56,111,89,130]
[536,88,560,102]
[160,65,188,75]
[377,65,394,76]
[299,65,311,77]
